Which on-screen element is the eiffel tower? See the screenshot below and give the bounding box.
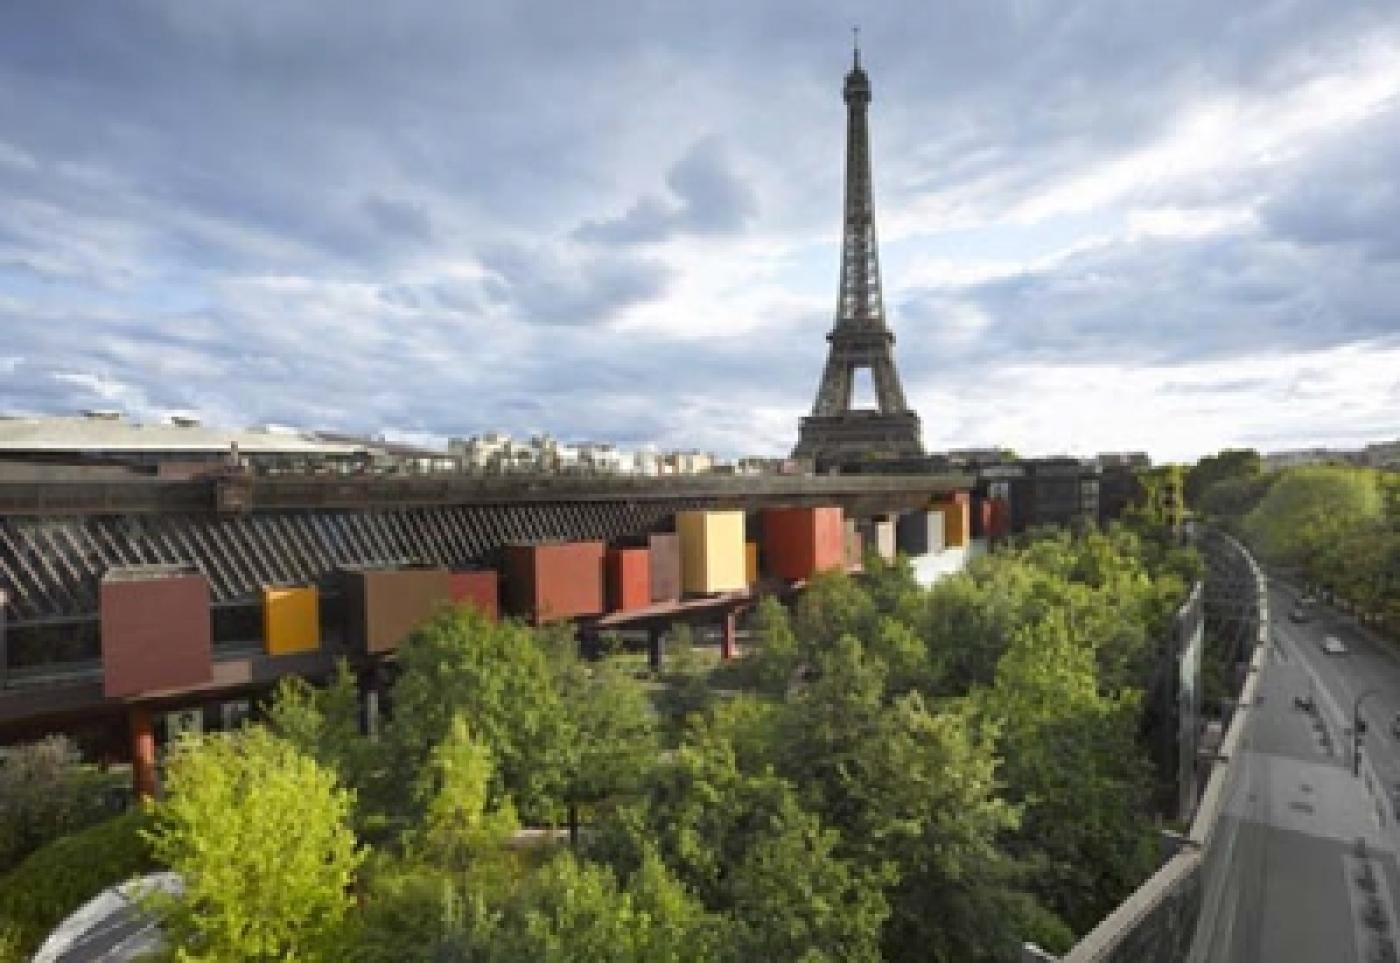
[793,41,923,468]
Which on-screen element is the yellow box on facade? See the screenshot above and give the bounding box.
[263,586,320,655]
[676,510,746,594]
[745,541,758,586]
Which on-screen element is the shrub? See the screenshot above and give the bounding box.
[0,735,122,873]
[0,808,155,956]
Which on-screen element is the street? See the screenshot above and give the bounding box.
[1218,583,1400,962]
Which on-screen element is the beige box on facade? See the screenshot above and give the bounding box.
[676,510,746,594]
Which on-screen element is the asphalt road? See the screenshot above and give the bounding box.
[1215,584,1400,963]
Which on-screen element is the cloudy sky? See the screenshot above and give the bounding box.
[1,2,1398,462]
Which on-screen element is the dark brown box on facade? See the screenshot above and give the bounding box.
[505,542,605,624]
[648,532,682,603]
[449,570,499,620]
[101,568,213,698]
[343,567,452,653]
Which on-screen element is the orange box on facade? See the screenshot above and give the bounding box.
[761,506,845,580]
[607,547,652,613]
[449,570,499,620]
[745,542,759,586]
[101,569,213,698]
[935,498,971,548]
[506,542,606,623]
[262,586,320,655]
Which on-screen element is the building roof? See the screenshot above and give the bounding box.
[0,416,365,455]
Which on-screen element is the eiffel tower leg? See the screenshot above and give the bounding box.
[813,354,854,416]
[871,353,909,413]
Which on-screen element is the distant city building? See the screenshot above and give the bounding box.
[0,412,366,477]
[447,432,719,477]
[1097,451,1152,470]
[1261,441,1400,471]
[1361,440,1400,469]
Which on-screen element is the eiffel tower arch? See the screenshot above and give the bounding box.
[793,44,923,468]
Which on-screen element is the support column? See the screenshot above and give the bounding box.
[720,609,738,661]
[648,627,665,674]
[358,662,382,740]
[129,706,157,801]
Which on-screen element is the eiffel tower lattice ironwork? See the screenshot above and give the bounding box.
[793,42,923,467]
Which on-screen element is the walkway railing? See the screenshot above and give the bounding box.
[1038,531,1267,963]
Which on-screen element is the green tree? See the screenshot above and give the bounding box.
[727,804,888,963]
[792,570,878,653]
[980,611,1157,933]
[413,715,519,870]
[477,850,720,962]
[264,660,382,831]
[776,637,1032,961]
[556,659,659,837]
[146,727,363,961]
[1245,465,1384,575]
[1198,473,1275,525]
[389,607,572,823]
[1185,448,1261,508]
[746,595,801,696]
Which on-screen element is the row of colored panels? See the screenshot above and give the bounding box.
[95,503,982,699]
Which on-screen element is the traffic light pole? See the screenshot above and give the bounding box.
[1354,687,1381,778]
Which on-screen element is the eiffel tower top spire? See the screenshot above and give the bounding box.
[792,44,923,466]
[836,29,884,334]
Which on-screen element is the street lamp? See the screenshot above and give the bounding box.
[1354,687,1382,778]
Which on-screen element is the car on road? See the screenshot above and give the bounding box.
[1294,694,1316,713]
[1321,635,1347,656]
[1289,606,1310,623]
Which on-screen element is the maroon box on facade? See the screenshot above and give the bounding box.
[988,498,1011,539]
[101,570,213,698]
[449,570,499,620]
[761,506,846,580]
[607,547,652,613]
[505,542,605,624]
[648,533,681,603]
[343,568,452,653]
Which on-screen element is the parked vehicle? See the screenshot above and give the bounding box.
[1294,694,1315,713]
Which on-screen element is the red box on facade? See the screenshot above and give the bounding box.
[449,570,499,620]
[988,497,1011,539]
[607,547,652,613]
[973,498,993,538]
[761,506,845,580]
[343,567,452,653]
[101,570,213,698]
[648,532,681,603]
[506,542,605,624]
